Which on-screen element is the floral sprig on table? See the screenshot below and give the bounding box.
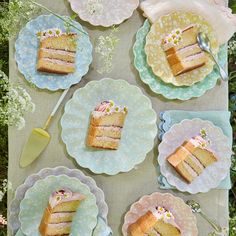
[0,215,7,228]
[95,26,120,74]
[0,71,35,130]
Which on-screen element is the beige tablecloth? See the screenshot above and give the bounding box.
[8,0,229,235]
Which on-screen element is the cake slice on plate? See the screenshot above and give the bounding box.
[87,100,128,150]
[128,207,181,236]
[162,25,207,76]
[39,188,85,236]
[167,136,218,184]
[37,29,77,74]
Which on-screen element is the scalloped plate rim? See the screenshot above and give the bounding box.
[14,14,93,91]
[61,78,157,175]
[157,118,231,194]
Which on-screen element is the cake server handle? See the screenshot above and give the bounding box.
[43,88,70,130]
[209,49,228,82]
[199,210,222,233]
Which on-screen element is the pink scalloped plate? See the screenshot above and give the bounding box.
[68,0,139,27]
[122,192,198,236]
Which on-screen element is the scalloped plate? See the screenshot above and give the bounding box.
[61,78,157,175]
[145,11,219,87]
[19,175,98,236]
[122,192,198,236]
[158,119,232,194]
[9,166,108,235]
[68,0,139,27]
[133,20,226,100]
[15,14,92,91]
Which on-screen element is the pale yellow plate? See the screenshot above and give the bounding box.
[145,11,219,87]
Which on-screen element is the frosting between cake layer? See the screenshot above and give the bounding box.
[43,58,75,66]
[50,212,75,220]
[95,136,120,142]
[183,161,198,178]
[47,222,72,228]
[41,48,76,56]
[49,189,85,209]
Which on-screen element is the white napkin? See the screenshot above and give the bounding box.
[140,0,236,44]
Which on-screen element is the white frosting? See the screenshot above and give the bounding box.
[47,222,71,228]
[184,52,205,62]
[183,162,198,178]
[41,48,76,56]
[50,212,75,220]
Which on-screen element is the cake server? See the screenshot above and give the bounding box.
[197,32,228,81]
[20,88,69,168]
[186,200,222,233]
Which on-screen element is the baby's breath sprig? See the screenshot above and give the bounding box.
[0,71,35,130]
[95,26,120,74]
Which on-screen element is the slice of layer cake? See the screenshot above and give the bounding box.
[183,136,218,167]
[128,207,181,236]
[39,188,85,236]
[167,136,218,184]
[162,25,206,76]
[37,29,77,74]
[87,100,128,150]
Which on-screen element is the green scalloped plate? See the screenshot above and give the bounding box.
[133,20,227,100]
[19,175,98,236]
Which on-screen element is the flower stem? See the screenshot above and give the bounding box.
[29,0,88,36]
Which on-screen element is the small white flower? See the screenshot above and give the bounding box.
[16,116,26,130]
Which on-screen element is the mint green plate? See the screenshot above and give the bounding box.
[19,175,98,236]
[61,78,157,175]
[133,20,227,100]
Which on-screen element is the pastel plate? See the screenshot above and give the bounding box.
[68,0,139,27]
[145,11,219,87]
[122,192,198,236]
[61,78,157,175]
[158,119,232,194]
[19,175,98,236]
[9,166,108,235]
[133,20,226,100]
[15,14,92,91]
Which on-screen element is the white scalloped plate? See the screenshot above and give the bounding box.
[19,175,98,236]
[61,78,157,175]
[122,192,198,236]
[158,119,232,194]
[9,166,108,235]
[68,0,139,27]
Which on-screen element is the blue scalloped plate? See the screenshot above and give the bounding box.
[19,175,98,236]
[133,20,227,100]
[15,14,93,91]
[61,78,157,175]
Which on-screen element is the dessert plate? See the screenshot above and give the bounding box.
[134,20,226,100]
[122,192,198,236]
[158,119,232,194]
[68,0,139,27]
[15,14,92,91]
[61,78,157,175]
[9,166,108,235]
[145,11,219,87]
[19,175,98,236]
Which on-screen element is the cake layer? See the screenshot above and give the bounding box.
[38,48,76,63]
[37,58,75,74]
[154,220,181,236]
[183,136,218,167]
[39,222,71,236]
[87,135,119,150]
[88,125,122,139]
[91,112,126,127]
[168,146,204,175]
[128,211,157,236]
[167,43,202,66]
[171,52,206,76]
[42,208,75,224]
[174,161,197,183]
[164,25,198,55]
[40,34,77,52]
